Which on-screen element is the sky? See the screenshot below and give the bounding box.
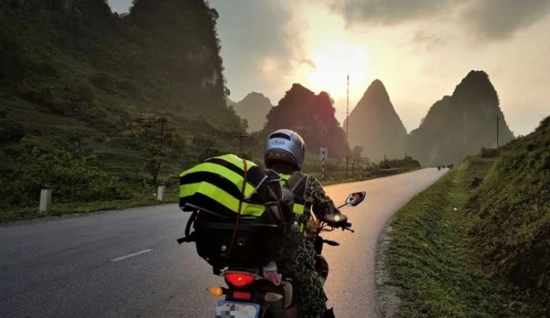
[108,0,550,136]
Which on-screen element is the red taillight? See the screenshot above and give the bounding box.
[233,291,252,300]
[225,272,255,287]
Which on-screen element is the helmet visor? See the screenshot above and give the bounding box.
[265,150,296,165]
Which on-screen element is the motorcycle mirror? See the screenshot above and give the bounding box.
[345,191,366,207]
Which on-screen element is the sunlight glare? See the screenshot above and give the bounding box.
[307,40,372,99]
[297,4,374,100]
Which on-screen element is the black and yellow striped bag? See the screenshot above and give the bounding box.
[178,154,292,269]
[179,154,281,217]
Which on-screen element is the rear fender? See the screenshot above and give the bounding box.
[249,279,293,309]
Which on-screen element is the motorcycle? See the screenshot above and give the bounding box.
[196,191,366,318]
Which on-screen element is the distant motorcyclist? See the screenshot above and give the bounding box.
[264,129,344,318]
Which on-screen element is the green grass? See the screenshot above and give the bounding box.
[0,165,420,224]
[385,158,537,317]
[1,0,424,223]
[462,121,550,315]
[0,186,179,223]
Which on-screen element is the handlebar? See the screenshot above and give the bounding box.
[319,220,354,233]
[341,222,354,233]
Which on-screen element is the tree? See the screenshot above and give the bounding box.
[241,118,249,132]
[198,147,222,162]
[125,114,146,178]
[351,145,368,165]
[130,115,176,185]
[351,146,363,159]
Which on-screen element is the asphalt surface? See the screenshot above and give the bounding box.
[0,168,446,318]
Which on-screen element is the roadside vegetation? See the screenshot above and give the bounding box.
[0,149,420,223]
[0,1,425,223]
[383,116,550,317]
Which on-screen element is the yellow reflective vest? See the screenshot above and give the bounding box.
[179,154,268,217]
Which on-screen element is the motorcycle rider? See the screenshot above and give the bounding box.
[264,129,344,318]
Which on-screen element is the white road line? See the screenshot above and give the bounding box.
[111,249,152,262]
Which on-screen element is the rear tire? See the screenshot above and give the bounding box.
[262,306,298,318]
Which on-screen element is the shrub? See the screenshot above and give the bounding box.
[480,147,499,158]
[2,150,132,206]
[465,118,550,306]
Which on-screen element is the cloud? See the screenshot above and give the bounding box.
[412,30,448,48]
[331,0,455,25]
[460,0,550,41]
[208,0,306,101]
[330,0,550,41]
[301,58,317,70]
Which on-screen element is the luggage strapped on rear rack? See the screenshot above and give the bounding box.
[177,154,294,273]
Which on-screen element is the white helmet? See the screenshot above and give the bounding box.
[264,129,306,171]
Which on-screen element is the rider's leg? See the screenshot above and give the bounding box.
[281,240,328,318]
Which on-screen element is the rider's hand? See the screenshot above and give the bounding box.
[324,212,349,228]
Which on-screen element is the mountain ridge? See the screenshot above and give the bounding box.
[0,0,246,175]
[231,92,273,132]
[262,83,349,158]
[344,79,408,162]
[407,70,514,166]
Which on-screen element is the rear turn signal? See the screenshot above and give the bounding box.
[225,272,255,287]
[207,286,224,297]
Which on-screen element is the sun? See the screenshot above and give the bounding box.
[306,40,372,99]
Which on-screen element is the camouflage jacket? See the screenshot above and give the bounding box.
[303,175,337,235]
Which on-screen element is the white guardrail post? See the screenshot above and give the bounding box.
[157,183,166,201]
[39,185,52,214]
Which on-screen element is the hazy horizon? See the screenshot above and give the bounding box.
[109,0,550,136]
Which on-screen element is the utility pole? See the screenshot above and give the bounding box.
[495,114,500,148]
[321,145,326,180]
[346,74,350,178]
[233,134,248,157]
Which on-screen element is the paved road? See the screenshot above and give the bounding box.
[0,168,445,318]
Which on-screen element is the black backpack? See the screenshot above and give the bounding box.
[178,156,294,271]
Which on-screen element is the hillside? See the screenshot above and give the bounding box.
[344,80,408,162]
[407,70,514,166]
[382,115,550,317]
[0,0,246,178]
[231,92,273,132]
[464,116,550,313]
[262,83,349,159]
[226,98,237,107]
